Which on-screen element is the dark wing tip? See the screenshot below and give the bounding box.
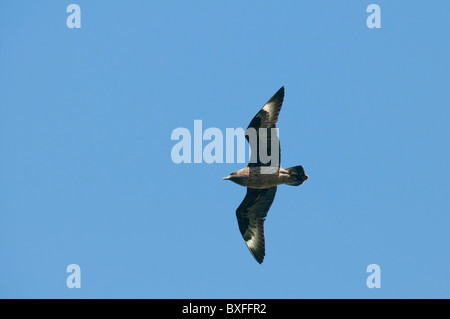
[268,86,285,106]
[251,248,265,264]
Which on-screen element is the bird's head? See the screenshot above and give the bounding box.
[223,170,246,186]
[222,172,237,181]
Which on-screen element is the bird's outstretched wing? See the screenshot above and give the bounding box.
[246,87,284,167]
[236,186,277,264]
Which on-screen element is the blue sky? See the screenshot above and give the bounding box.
[0,1,449,298]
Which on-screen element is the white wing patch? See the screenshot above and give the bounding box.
[246,233,258,249]
[262,102,277,124]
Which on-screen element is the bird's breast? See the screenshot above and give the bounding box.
[237,168,290,189]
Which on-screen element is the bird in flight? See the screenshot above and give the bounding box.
[223,87,308,264]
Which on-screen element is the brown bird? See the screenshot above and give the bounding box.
[223,87,308,264]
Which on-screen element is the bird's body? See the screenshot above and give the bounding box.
[224,166,296,189]
[223,86,308,264]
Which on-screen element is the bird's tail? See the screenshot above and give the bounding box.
[286,165,308,186]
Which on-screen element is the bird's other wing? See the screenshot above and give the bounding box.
[236,186,277,264]
[246,87,284,167]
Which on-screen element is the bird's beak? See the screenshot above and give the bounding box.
[223,175,231,180]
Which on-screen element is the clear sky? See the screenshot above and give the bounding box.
[0,1,449,298]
